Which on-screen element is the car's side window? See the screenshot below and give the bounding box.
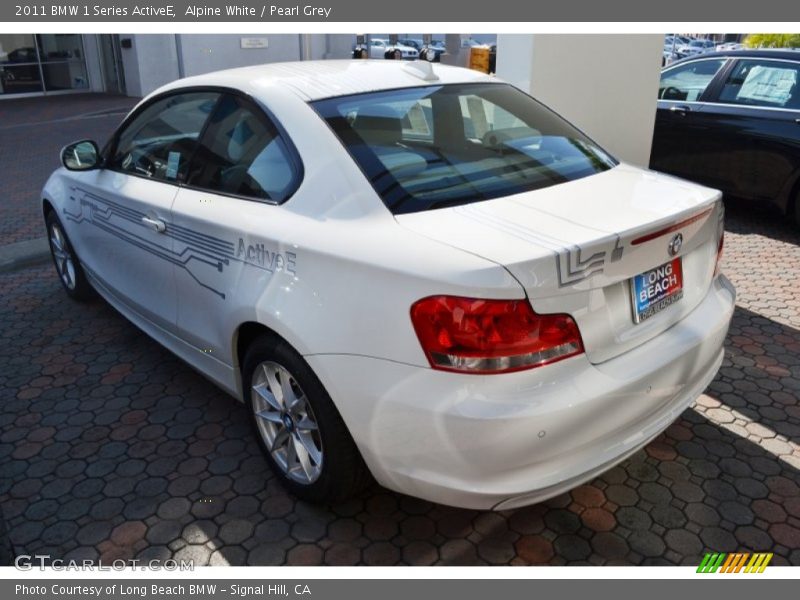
[658,59,726,101]
[717,60,800,109]
[185,94,298,203]
[109,92,219,182]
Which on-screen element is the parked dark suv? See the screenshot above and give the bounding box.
[651,49,800,226]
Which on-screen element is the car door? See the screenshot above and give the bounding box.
[67,90,220,331]
[170,92,302,363]
[684,57,800,205]
[650,57,729,183]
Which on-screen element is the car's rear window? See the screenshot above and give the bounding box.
[312,83,617,214]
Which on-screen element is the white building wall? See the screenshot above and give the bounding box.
[178,34,303,77]
[496,34,663,167]
[119,34,181,98]
[178,34,353,77]
[323,35,358,59]
[117,34,356,96]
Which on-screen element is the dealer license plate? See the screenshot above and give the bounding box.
[630,258,684,324]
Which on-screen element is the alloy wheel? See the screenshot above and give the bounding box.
[49,222,77,290]
[251,361,323,484]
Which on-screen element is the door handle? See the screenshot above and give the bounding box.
[141,216,166,233]
[669,104,691,115]
[795,118,800,124]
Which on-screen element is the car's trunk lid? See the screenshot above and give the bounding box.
[395,164,723,364]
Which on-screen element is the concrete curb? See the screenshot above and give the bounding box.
[0,237,50,273]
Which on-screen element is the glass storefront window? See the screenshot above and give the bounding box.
[0,34,42,95]
[38,34,89,92]
[42,61,89,91]
[0,64,43,95]
[0,34,37,64]
[37,34,83,61]
[0,34,88,96]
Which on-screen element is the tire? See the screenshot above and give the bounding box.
[793,192,800,229]
[45,210,95,301]
[243,334,370,503]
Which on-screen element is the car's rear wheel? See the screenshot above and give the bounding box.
[46,211,94,301]
[243,334,370,503]
[793,191,800,229]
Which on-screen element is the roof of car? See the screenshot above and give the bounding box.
[669,48,800,66]
[155,59,497,102]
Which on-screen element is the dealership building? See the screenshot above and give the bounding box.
[0,33,663,166]
[0,33,361,98]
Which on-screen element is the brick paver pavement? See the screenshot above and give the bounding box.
[1,199,798,566]
[0,93,138,246]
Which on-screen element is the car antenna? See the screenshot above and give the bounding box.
[403,60,439,82]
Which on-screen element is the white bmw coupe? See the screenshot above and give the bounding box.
[43,60,734,509]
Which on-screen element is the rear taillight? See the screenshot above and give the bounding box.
[410,295,584,374]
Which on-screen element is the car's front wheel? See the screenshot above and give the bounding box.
[46,210,94,301]
[243,334,369,503]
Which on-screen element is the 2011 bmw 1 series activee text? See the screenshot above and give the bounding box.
[42,60,735,510]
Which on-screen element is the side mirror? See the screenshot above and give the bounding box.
[61,140,101,171]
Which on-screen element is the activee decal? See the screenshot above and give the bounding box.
[63,186,297,300]
[236,239,296,275]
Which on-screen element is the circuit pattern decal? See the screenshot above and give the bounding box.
[62,185,293,300]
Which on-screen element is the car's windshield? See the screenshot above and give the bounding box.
[312,83,617,215]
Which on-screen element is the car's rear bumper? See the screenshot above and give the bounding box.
[307,275,735,510]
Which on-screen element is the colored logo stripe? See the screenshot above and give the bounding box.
[697,552,772,573]
[697,552,726,573]
[746,553,773,573]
